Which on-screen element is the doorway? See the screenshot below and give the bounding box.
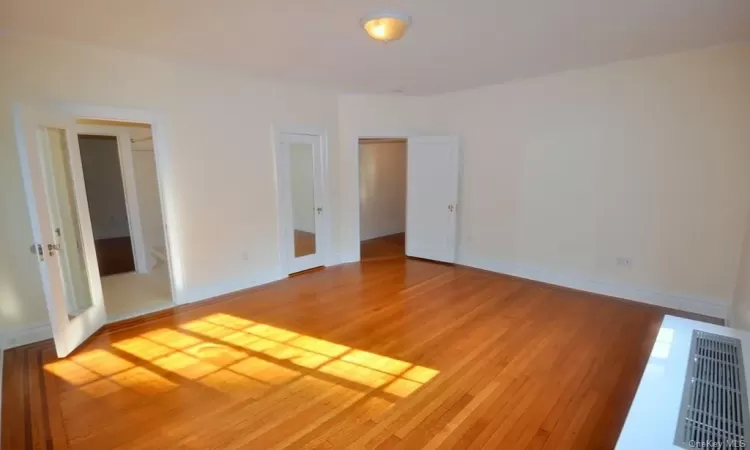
[14,104,178,357]
[354,135,460,264]
[75,120,173,322]
[358,138,407,260]
[78,134,135,276]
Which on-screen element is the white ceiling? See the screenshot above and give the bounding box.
[2,0,749,94]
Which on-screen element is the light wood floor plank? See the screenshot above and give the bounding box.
[1,250,721,449]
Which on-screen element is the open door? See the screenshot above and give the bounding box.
[406,136,460,263]
[14,104,107,357]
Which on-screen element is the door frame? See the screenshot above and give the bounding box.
[46,103,182,304]
[272,125,332,276]
[351,132,410,262]
[76,125,148,274]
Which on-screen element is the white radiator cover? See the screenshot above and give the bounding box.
[617,316,750,449]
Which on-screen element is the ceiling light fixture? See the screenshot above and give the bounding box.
[361,11,412,42]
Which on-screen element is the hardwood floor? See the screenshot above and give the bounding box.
[361,233,405,260]
[95,237,136,276]
[1,258,719,449]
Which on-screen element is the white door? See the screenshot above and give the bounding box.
[277,133,327,274]
[406,136,460,263]
[14,104,107,357]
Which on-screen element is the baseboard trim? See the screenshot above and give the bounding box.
[177,269,285,305]
[106,302,175,324]
[459,257,728,319]
[0,321,53,350]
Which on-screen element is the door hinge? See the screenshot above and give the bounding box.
[29,243,44,261]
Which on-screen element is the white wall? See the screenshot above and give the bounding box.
[359,140,407,241]
[0,34,339,329]
[445,44,750,317]
[339,44,750,318]
[79,136,130,240]
[2,33,748,334]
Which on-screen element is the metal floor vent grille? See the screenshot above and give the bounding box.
[675,330,749,449]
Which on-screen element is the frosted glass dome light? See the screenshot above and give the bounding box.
[361,11,412,42]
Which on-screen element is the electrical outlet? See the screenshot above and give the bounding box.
[616,256,632,268]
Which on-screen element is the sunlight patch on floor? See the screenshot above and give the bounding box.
[71,348,134,376]
[44,312,440,405]
[151,352,219,380]
[109,366,177,395]
[113,337,173,361]
[141,328,202,349]
[246,323,299,342]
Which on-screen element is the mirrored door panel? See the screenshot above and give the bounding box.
[290,142,317,258]
[278,132,326,275]
[40,127,94,316]
[15,104,106,357]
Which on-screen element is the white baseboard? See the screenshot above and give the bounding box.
[459,256,728,319]
[107,302,175,324]
[338,254,359,265]
[176,269,285,305]
[0,321,53,350]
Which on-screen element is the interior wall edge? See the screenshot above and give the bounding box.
[458,256,728,320]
